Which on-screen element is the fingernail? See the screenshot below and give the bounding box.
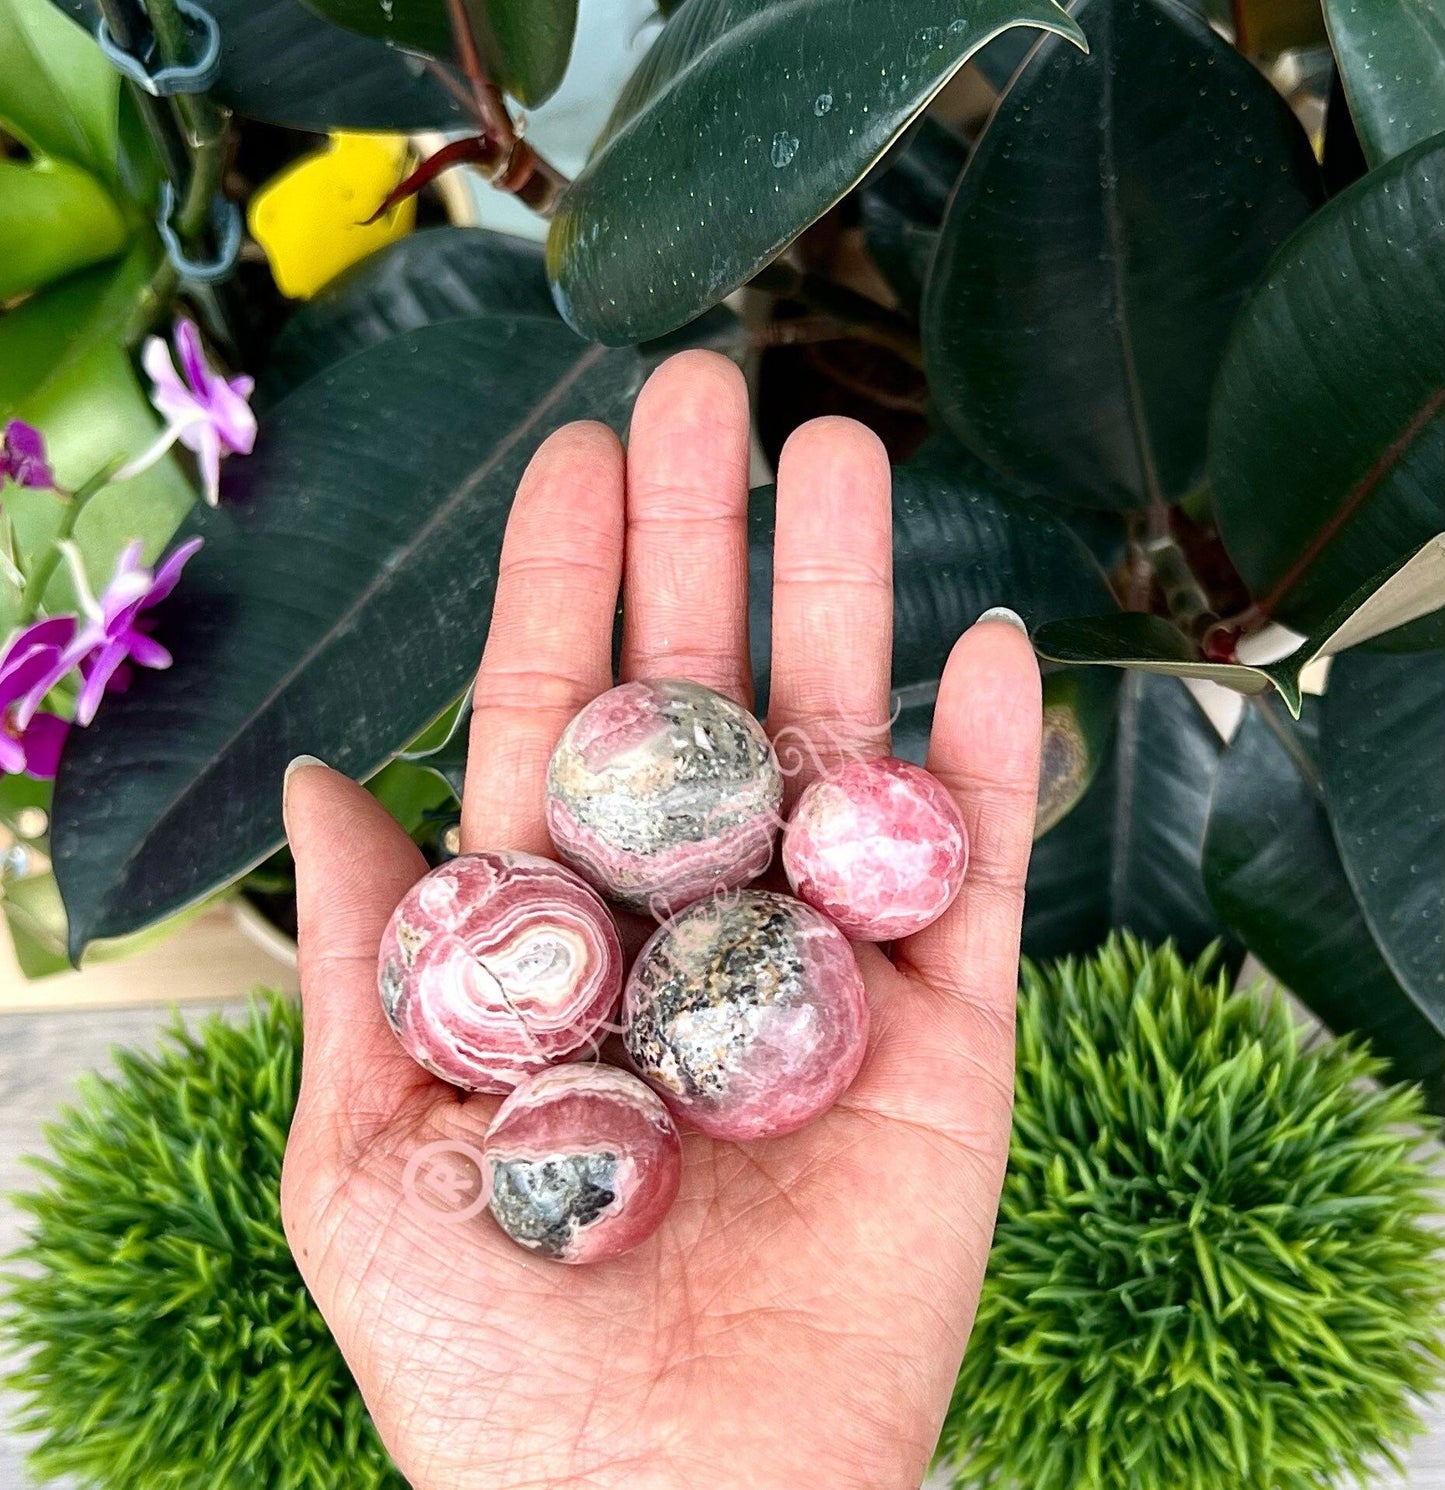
[283,754,328,817]
[976,606,1029,635]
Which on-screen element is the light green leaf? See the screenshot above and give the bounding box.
[1324,0,1445,168]
[0,157,126,300]
[1,340,195,630]
[0,239,157,422]
[0,0,119,183]
[547,0,1086,344]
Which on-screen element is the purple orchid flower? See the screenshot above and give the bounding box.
[138,319,256,506]
[1,420,54,491]
[62,537,205,724]
[11,537,205,737]
[0,616,75,778]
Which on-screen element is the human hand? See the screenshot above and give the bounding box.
[280,350,1042,1490]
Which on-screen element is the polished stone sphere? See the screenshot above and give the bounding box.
[545,678,783,916]
[377,852,623,1094]
[484,1064,683,1265]
[782,757,968,941]
[622,891,869,1141]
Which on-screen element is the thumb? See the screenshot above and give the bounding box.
[283,757,434,1151]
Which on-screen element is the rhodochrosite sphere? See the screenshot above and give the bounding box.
[377,852,623,1093]
[546,678,783,914]
[623,891,868,1140]
[485,1064,683,1264]
[782,757,968,941]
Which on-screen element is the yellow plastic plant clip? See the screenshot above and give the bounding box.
[247,132,416,300]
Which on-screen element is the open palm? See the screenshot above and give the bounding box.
[280,351,1042,1490]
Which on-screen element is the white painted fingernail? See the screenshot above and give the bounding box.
[976,606,1029,634]
[283,755,328,819]
[285,753,328,782]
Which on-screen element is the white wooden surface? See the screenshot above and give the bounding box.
[2,977,1443,1487]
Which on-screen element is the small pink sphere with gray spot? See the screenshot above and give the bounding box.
[782,758,968,941]
[623,891,868,1141]
[484,1064,683,1264]
[377,852,623,1094]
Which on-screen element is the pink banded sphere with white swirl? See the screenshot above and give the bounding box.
[378,852,624,1093]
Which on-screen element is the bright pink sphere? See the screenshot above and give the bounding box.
[378,852,623,1093]
[782,757,968,941]
[622,891,868,1141]
[484,1064,683,1265]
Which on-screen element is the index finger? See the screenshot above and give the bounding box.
[462,421,625,856]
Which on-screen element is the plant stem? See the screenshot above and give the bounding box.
[20,463,122,614]
[1139,529,1217,640]
[441,0,569,215]
[142,0,231,251]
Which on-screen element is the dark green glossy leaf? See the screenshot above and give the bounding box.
[1023,672,1226,961]
[1321,649,1445,1029]
[1210,133,1445,649]
[924,0,1321,510]
[547,0,1085,344]
[48,0,466,130]
[1324,0,1445,168]
[1033,534,1445,714]
[1204,698,1444,1107]
[296,0,577,107]
[860,117,968,314]
[259,228,554,406]
[51,320,641,957]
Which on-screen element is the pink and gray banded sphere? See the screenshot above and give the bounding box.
[377,852,623,1094]
[545,678,783,915]
[622,891,869,1141]
[782,757,968,941]
[484,1064,682,1264]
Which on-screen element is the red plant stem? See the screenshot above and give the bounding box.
[440,0,568,215]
